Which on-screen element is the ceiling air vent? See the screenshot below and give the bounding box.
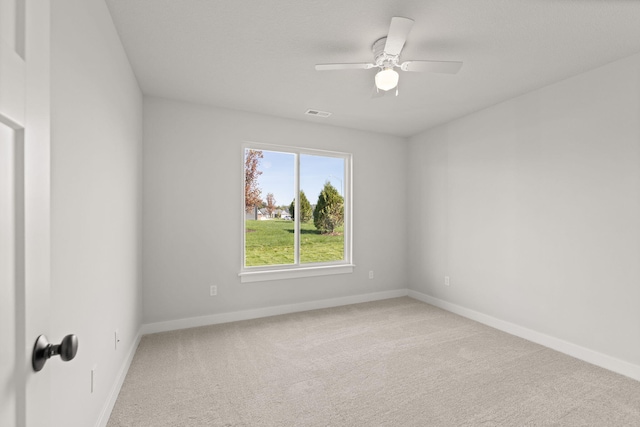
[305,109,332,118]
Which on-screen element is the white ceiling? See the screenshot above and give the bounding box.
[105,0,640,137]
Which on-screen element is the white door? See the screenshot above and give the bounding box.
[0,1,51,426]
[0,119,19,427]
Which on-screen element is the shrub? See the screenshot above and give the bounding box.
[289,190,312,222]
[313,182,344,234]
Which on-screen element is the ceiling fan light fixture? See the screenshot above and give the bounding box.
[375,68,399,91]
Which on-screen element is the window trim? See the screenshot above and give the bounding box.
[239,142,353,283]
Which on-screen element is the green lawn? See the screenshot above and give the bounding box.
[245,219,344,266]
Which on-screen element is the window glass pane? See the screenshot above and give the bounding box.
[244,149,295,267]
[299,154,345,264]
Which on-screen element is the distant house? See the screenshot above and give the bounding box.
[273,208,291,220]
[273,208,290,219]
[245,206,268,220]
[246,207,290,220]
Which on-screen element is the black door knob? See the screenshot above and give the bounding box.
[32,334,79,372]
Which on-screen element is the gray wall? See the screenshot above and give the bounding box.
[408,53,640,367]
[142,97,408,324]
[51,1,143,426]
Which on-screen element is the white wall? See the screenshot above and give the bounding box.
[42,0,640,422]
[408,53,640,369]
[142,98,407,324]
[51,1,143,426]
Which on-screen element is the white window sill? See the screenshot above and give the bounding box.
[239,264,355,283]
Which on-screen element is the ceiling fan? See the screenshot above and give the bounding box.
[315,17,463,96]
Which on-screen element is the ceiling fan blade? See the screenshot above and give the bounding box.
[383,17,414,55]
[315,63,375,71]
[400,60,463,74]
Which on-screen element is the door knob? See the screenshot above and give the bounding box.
[32,334,78,372]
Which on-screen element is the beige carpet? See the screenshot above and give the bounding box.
[107,297,640,426]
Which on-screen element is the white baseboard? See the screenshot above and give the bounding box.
[408,289,640,382]
[95,328,143,427]
[141,289,409,335]
[103,287,638,427]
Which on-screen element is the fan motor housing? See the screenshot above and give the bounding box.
[372,37,399,68]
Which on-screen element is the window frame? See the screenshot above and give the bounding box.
[239,142,354,283]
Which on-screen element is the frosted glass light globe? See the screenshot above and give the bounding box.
[375,68,399,91]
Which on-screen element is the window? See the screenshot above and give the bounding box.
[240,143,353,282]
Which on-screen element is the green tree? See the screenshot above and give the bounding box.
[313,182,344,234]
[289,190,312,222]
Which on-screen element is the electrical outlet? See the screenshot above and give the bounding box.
[369,271,374,279]
[445,276,450,286]
[210,285,217,296]
[114,329,120,350]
